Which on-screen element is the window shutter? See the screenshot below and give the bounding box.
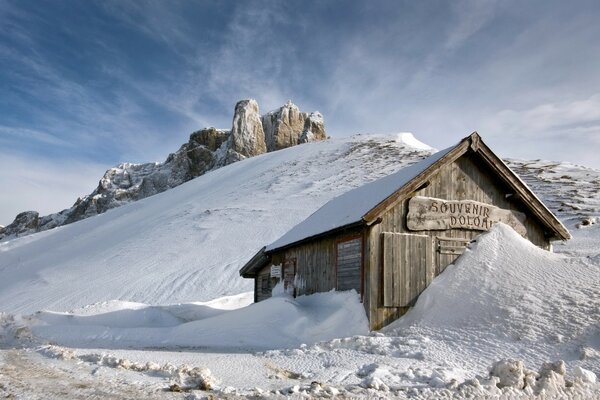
[336,237,362,293]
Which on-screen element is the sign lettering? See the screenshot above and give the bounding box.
[407,196,527,235]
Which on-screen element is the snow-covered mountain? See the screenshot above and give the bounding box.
[1,133,599,398]
[0,134,432,313]
[0,99,326,242]
[1,132,599,314]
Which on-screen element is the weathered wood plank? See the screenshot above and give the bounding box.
[382,232,431,307]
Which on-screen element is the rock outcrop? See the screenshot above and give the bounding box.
[229,99,267,158]
[299,112,326,144]
[0,211,40,238]
[0,99,326,241]
[262,100,308,151]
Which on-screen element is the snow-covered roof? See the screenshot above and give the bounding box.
[265,145,455,252]
[264,132,572,255]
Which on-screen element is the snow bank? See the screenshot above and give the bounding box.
[390,224,599,342]
[29,290,368,351]
[383,223,600,377]
[256,224,600,397]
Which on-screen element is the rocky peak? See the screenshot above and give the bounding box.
[229,99,267,158]
[299,112,327,144]
[189,127,230,152]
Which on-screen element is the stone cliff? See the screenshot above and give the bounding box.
[0,99,326,241]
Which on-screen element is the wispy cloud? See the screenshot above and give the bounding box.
[477,94,600,166]
[0,126,72,147]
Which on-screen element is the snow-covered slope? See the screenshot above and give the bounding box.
[0,134,431,314]
[1,133,600,398]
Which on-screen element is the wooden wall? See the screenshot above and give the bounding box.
[255,228,363,300]
[365,153,551,330]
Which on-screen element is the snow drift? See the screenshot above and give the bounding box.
[386,223,600,376]
[29,289,368,351]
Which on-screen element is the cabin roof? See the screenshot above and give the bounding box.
[240,132,570,278]
[265,145,455,252]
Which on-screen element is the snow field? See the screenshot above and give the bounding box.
[1,134,600,398]
[28,290,368,350]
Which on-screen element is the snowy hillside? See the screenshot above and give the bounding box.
[0,134,431,314]
[1,133,599,399]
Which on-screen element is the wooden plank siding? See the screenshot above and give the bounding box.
[365,153,550,330]
[382,233,432,307]
[255,229,364,300]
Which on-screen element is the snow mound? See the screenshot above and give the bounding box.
[387,223,600,374]
[395,132,435,151]
[28,290,368,351]
[38,344,217,391]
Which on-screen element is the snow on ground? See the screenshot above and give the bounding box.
[1,134,600,398]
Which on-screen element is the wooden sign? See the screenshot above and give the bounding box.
[270,264,282,278]
[407,196,527,235]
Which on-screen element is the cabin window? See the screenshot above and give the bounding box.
[382,232,433,307]
[336,236,363,294]
[260,275,270,295]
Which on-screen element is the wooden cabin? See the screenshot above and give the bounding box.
[239,132,570,330]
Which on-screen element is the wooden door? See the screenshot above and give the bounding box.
[283,258,296,296]
[382,232,433,307]
[434,237,470,275]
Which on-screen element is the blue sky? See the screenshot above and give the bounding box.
[1,0,600,225]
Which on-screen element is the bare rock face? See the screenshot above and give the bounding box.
[229,99,266,158]
[0,211,40,238]
[262,100,308,151]
[299,112,327,144]
[0,99,327,241]
[189,127,229,152]
[64,128,231,225]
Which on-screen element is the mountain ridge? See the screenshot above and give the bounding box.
[0,99,326,241]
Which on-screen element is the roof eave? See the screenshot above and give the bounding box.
[362,136,471,223]
[239,247,271,278]
[265,220,366,254]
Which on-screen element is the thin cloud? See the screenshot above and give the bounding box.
[0,126,73,147]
